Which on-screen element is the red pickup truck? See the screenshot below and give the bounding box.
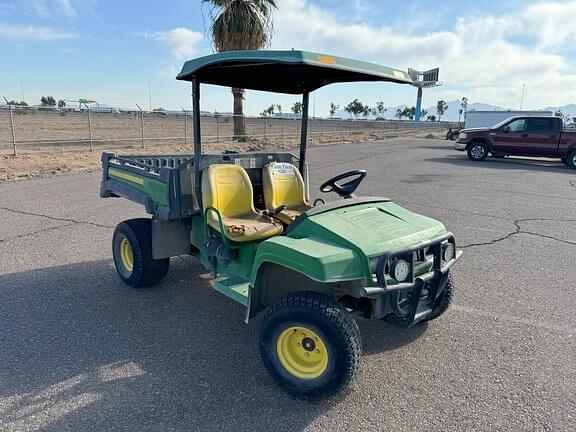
[454,116,576,169]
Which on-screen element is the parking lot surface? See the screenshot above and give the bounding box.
[1,138,575,431]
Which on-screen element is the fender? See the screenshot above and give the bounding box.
[246,236,366,319]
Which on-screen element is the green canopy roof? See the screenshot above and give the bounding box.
[176,50,413,94]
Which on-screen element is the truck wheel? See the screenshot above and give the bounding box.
[260,291,362,399]
[467,142,488,161]
[112,218,169,288]
[567,151,576,170]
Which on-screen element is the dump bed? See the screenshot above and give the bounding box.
[100,152,196,220]
[100,151,301,220]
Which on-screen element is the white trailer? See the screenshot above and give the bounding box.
[464,111,552,129]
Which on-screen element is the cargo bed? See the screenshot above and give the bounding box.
[100,151,301,220]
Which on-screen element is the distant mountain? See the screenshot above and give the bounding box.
[543,104,576,119]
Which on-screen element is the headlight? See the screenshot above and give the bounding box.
[390,259,410,282]
[458,132,467,139]
[443,243,455,261]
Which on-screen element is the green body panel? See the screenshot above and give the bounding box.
[214,279,249,306]
[291,202,446,257]
[248,201,447,288]
[250,236,363,286]
[107,168,168,206]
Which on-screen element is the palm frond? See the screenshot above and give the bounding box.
[204,0,277,52]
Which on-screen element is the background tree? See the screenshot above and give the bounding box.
[436,100,448,122]
[40,96,56,106]
[344,99,368,119]
[420,108,428,119]
[203,0,277,141]
[374,101,387,119]
[275,104,282,114]
[8,100,28,106]
[395,108,404,120]
[399,106,416,121]
[260,104,275,116]
[58,99,66,108]
[291,102,303,114]
[458,97,468,124]
[427,114,437,122]
[329,102,339,117]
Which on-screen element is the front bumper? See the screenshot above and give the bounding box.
[362,232,462,326]
[454,141,467,151]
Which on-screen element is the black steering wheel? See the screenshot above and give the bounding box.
[320,170,367,198]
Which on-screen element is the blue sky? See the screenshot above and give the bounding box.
[1,0,575,115]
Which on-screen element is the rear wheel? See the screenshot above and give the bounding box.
[112,218,169,288]
[566,151,576,170]
[467,142,488,161]
[260,291,362,399]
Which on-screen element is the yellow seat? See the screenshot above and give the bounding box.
[202,164,283,242]
[262,162,312,225]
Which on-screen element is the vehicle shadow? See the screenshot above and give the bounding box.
[426,154,573,174]
[356,319,427,355]
[0,258,424,432]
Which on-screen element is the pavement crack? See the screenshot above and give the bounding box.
[0,223,77,243]
[462,218,576,249]
[0,206,112,229]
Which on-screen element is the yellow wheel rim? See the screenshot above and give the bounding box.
[276,326,329,379]
[119,237,134,272]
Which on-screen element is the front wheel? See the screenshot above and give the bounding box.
[566,151,576,170]
[467,142,489,161]
[259,292,362,399]
[112,218,169,288]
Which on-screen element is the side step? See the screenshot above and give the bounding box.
[214,278,250,307]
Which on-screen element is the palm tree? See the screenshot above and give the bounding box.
[203,0,277,140]
[436,100,448,122]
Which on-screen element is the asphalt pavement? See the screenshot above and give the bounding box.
[1,138,575,431]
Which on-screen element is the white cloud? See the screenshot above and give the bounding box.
[271,0,576,107]
[150,27,203,60]
[0,22,75,41]
[55,0,77,18]
[29,0,80,18]
[522,1,576,49]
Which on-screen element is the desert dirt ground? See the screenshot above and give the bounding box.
[0,109,448,181]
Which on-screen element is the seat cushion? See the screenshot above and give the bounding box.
[263,162,308,209]
[203,164,282,242]
[274,205,312,225]
[207,212,283,243]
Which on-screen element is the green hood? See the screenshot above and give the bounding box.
[290,201,447,257]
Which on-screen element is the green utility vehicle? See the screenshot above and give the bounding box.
[101,50,462,398]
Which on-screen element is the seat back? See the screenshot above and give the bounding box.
[202,164,255,217]
[262,162,306,210]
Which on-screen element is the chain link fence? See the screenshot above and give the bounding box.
[0,106,454,155]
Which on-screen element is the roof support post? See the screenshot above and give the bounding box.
[192,78,202,209]
[299,91,310,175]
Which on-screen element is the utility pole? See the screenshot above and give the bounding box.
[20,80,24,103]
[519,84,526,110]
[148,81,152,112]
